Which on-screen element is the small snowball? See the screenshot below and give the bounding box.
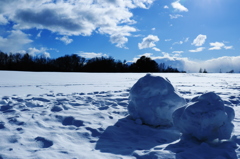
[173,92,235,141]
[128,74,186,127]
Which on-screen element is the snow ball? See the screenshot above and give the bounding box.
[173,92,235,141]
[128,74,186,127]
[135,118,143,125]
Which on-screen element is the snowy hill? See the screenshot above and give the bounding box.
[0,71,240,159]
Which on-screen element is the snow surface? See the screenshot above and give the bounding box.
[128,74,186,126]
[1,71,240,159]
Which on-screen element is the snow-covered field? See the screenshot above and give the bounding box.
[0,71,240,159]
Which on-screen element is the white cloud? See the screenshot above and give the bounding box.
[151,28,156,31]
[171,0,188,12]
[209,42,233,50]
[27,47,51,58]
[110,34,129,49]
[132,0,155,9]
[224,46,233,50]
[186,56,240,73]
[138,35,159,49]
[0,30,32,53]
[203,56,240,73]
[56,36,73,45]
[152,47,161,51]
[165,39,172,42]
[169,14,183,19]
[0,15,8,25]
[192,34,207,46]
[189,47,205,52]
[0,0,155,48]
[172,38,188,45]
[164,5,169,9]
[36,30,42,38]
[49,48,59,53]
[132,54,240,73]
[132,53,153,62]
[209,42,224,50]
[139,53,153,57]
[172,51,184,54]
[99,25,136,48]
[161,52,170,57]
[173,41,183,45]
[19,47,51,58]
[78,52,108,59]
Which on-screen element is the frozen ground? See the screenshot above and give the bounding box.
[0,71,240,159]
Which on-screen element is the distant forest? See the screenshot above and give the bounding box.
[0,52,184,73]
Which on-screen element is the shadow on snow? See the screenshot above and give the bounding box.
[165,135,238,159]
[95,116,238,158]
[95,116,180,156]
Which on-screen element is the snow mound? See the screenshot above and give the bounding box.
[173,92,235,141]
[128,74,186,126]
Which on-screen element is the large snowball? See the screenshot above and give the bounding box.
[128,74,186,127]
[173,92,235,141]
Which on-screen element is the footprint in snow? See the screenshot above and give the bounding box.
[25,101,45,108]
[56,116,84,127]
[35,137,53,148]
[7,117,25,126]
[16,127,24,133]
[228,96,240,105]
[86,127,103,137]
[0,105,16,114]
[98,106,109,110]
[0,105,13,111]
[32,97,50,102]
[51,105,63,112]
[0,122,5,129]
[8,135,19,143]
[68,102,82,107]
[62,116,84,127]
[12,97,24,102]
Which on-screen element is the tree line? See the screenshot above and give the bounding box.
[0,52,183,73]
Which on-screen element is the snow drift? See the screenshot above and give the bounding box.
[173,92,235,141]
[128,74,186,126]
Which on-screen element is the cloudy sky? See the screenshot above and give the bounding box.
[0,0,240,72]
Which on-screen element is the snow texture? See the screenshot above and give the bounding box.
[128,74,186,126]
[173,92,235,141]
[1,71,240,159]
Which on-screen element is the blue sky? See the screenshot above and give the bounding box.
[0,0,240,72]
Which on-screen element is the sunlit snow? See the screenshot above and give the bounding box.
[0,71,240,159]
